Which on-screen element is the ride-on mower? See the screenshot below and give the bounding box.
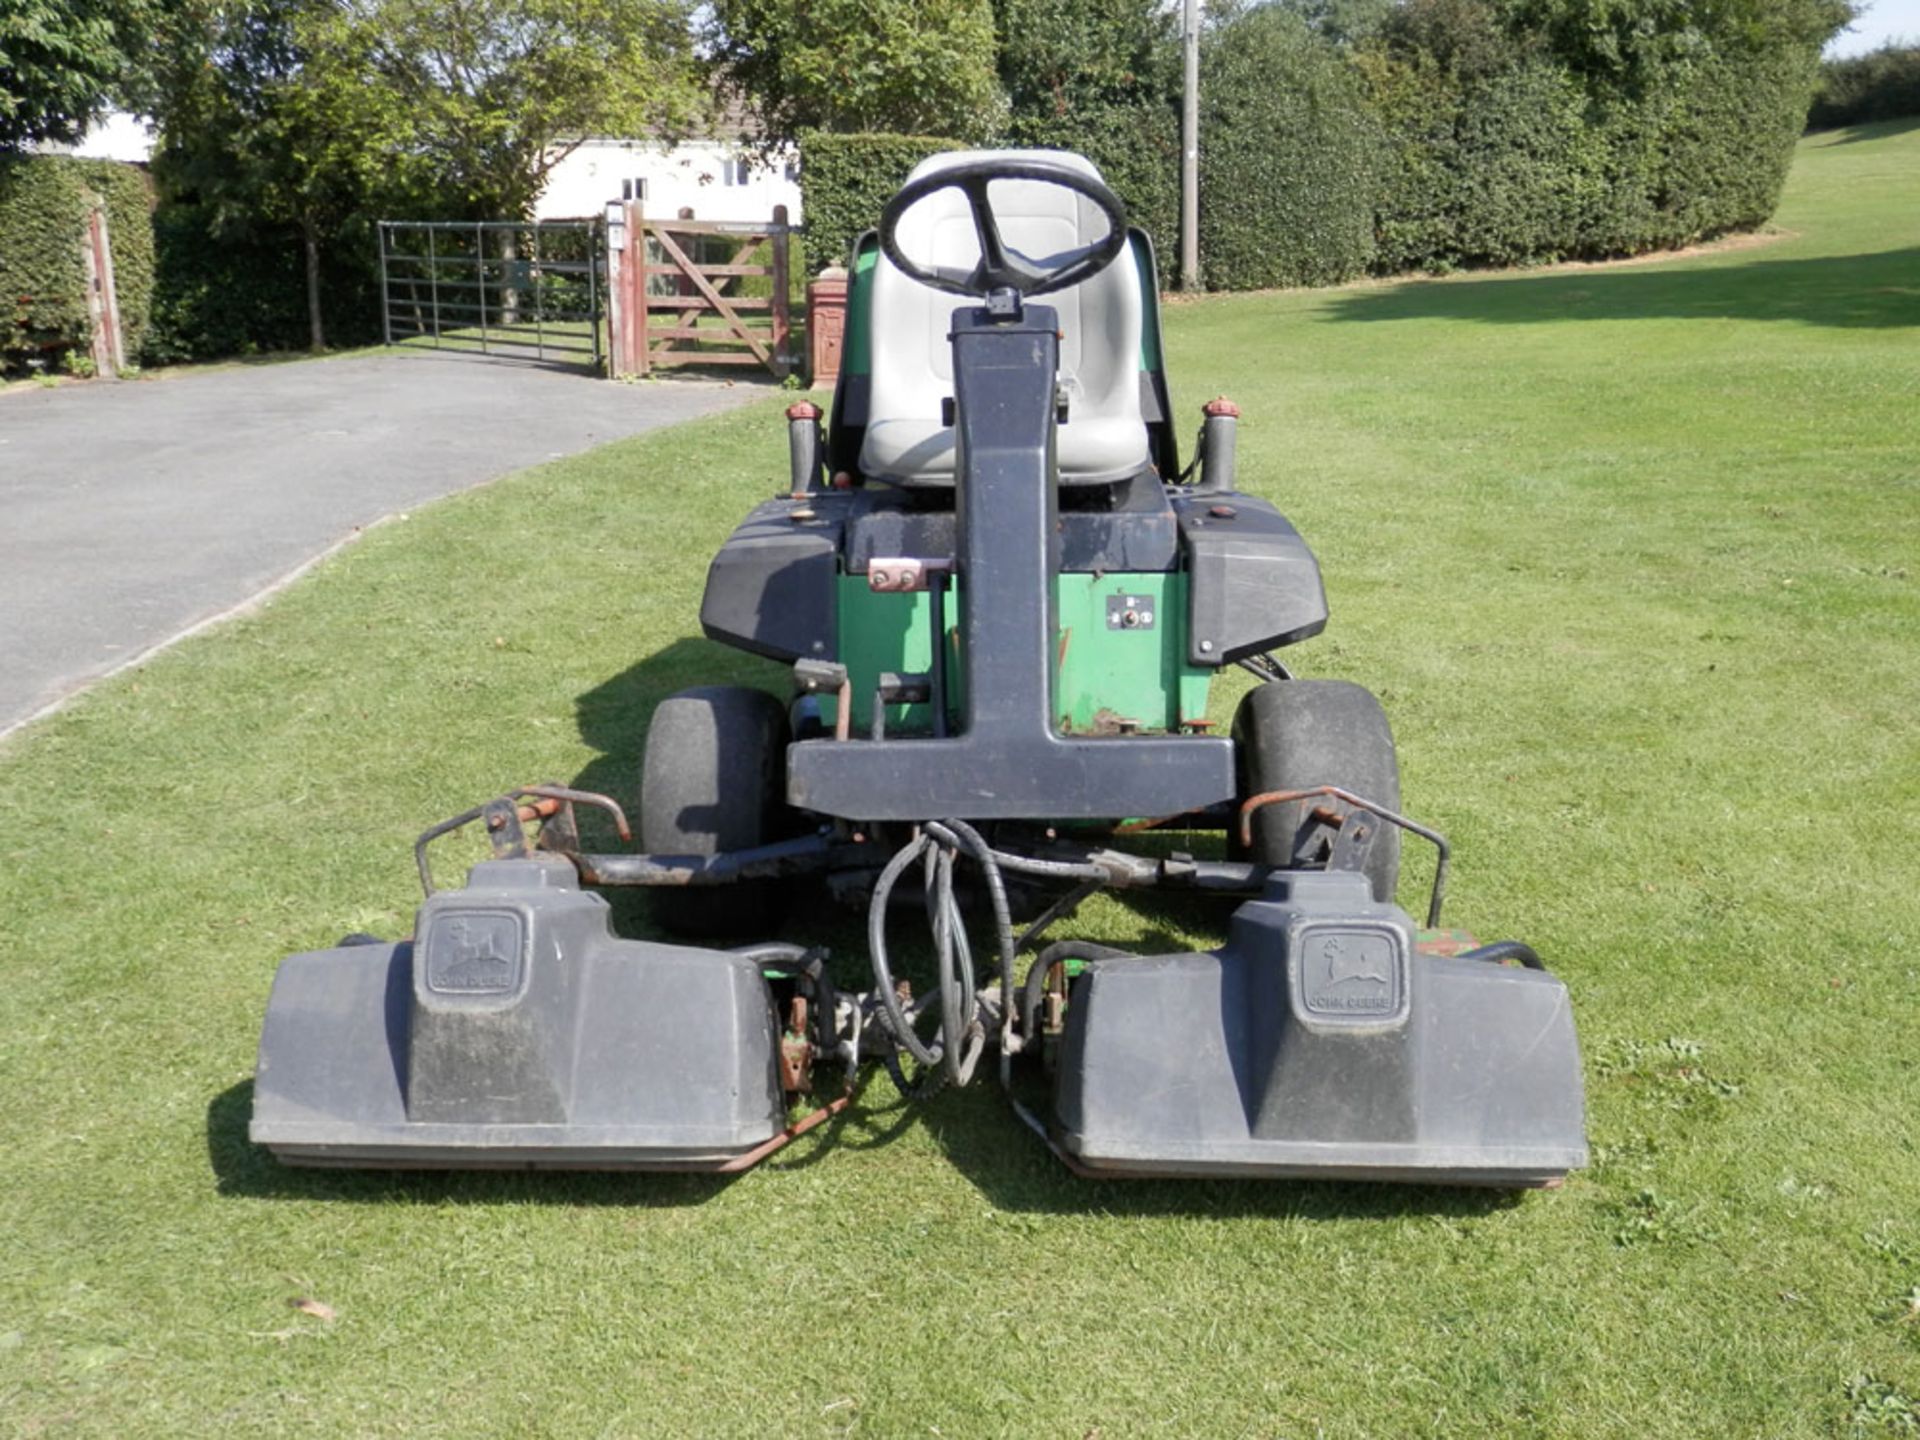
[251,152,1587,1184]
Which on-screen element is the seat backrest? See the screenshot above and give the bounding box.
[858,149,1148,486]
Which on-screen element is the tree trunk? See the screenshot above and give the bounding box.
[499,229,520,327]
[303,218,325,353]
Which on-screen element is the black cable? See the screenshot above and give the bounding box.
[867,831,943,1067]
[866,819,1128,1098]
[1457,940,1545,971]
[1234,652,1292,682]
[1020,940,1130,1040]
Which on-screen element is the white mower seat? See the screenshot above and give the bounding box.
[859,150,1150,487]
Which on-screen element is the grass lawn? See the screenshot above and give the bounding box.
[1,121,1916,1438]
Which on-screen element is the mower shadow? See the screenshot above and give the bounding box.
[915,1085,1526,1221]
[570,635,783,819]
[209,1077,926,1207]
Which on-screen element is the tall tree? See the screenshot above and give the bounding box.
[154,0,406,349]
[1,0,170,149]
[705,0,1006,146]
[323,0,705,217]
[990,0,1177,117]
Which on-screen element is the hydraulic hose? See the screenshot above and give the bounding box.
[1020,940,1130,1041]
[1457,940,1545,971]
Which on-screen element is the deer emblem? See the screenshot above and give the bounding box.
[1320,933,1387,989]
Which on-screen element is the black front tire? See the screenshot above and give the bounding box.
[640,686,793,938]
[1232,678,1402,904]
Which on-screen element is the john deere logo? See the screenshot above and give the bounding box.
[424,911,525,995]
[1300,928,1402,1018]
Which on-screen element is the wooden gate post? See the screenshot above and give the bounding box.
[81,207,125,378]
[603,199,649,378]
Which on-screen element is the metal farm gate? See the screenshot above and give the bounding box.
[378,219,606,373]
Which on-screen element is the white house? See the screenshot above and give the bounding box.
[536,137,802,224]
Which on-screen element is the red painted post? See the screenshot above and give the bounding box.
[807,265,848,390]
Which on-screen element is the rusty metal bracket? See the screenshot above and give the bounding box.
[1237,785,1452,927]
[414,784,633,897]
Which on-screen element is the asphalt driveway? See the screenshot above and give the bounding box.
[0,352,763,736]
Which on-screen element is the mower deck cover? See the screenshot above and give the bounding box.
[1054,872,1587,1184]
[249,857,785,1168]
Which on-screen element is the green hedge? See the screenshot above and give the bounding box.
[1006,99,1179,254]
[144,206,382,363]
[800,122,1180,279]
[1808,43,1920,128]
[1362,27,1821,273]
[0,155,152,370]
[75,160,155,360]
[796,5,1826,291]
[1199,7,1381,289]
[797,131,965,274]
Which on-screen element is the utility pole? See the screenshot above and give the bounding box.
[1180,0,1201,290]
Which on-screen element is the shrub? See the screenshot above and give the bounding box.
[144,205,381,363]
[797,131,965,273]
[0,156,92,368]
[0,155,153,372]
[1650,47,1819,243]
[1005,99,1179,250]
[1808,43,1920,128]
[1360,0,1824,273]
[73,160,155,360]
[1199,6,1380,289]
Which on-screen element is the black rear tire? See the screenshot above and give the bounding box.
[640,686,793,938]
[1232,679,1401,904]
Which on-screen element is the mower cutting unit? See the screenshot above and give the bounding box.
[252,152,1588,1186]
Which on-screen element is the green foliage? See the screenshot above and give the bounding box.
[1269,0,1398,47]
[796,130,965,273]
[990,0,1177,114]
[1360,0,1830,273]
[1809,43,1920,128]
[142,204,381,363]
[74,158,155,359]
[0,155,91,363]
[0,154,152,370]
[706,0,1004,148]
[991,0,1179,259]
[319,0,704,218]
[1006,100,1180,254]
[0,0,167,150]
[1198,6,1381,289]
[152,0,413,350]
[799,110,1175,281]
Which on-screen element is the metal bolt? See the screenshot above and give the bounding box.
[1199,639,1214,654]
[1209,504,1237,519]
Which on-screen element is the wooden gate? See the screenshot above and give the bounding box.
[607,204,792,379]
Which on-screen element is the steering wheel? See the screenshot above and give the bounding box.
[877,158,1129,299]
